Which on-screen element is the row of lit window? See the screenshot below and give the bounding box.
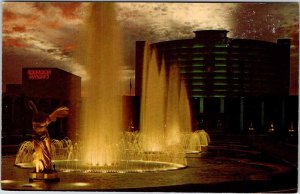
[191,82,232,86]
[180,69,244,74]
[191,89,242,93]
[180,63,242,68]
[180,44,228,49]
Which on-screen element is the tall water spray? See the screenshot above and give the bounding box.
[165,66,192,147]
[179,80,192,133]
[165,66,181,146]
[140,44,166,152]
[77,3,124,166]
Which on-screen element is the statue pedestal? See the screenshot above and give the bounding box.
[29,171,60,182]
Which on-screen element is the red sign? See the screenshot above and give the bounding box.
[27,69,52,80]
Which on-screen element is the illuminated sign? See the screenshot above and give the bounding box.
[27,69,52,80]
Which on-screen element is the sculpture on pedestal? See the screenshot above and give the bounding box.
[28,101,69,182]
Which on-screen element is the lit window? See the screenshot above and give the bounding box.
[214,76,227,79]
[192,76,205,79]
[193,63,204,67]
[215,57,226,60]
[213,83,227,86]
[214,70,226,73]
[213,95,226,97]
[215,44,227,48]
[192,82,205,85]
[192,89,204,91]
[192,94,205,97]
[193,44,205,48]
[215,51,228,54]
[215,63,226,67]
[192,70,204,73]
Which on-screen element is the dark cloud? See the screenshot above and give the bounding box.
[47,49,57,53]
[12,25,27,33]
[231,3,297,42]
[3,10,18,22]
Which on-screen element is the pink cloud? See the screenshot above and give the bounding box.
[45,20,61,29]
[52,2,82,20]
[3,38,28,48]
[63,43,77,52]
[12,25,27,33]
[3,10,17,22]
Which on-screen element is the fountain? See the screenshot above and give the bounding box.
[165,66,181,146]
[77,3,124,167]
[14,3,211,173]
[139,45,167,152]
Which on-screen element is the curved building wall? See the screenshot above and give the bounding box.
[135,30,293,134]
[153,31,290,98]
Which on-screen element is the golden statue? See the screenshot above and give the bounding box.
[28,101,69,173]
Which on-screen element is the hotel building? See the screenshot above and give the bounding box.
[135,30,296,134]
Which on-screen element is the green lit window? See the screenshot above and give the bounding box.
[214,76,227,79]
[213,83,227,86]
[214,69,226,73]
[192,82,205,85]
[192,70,204,73]
[213,95,226,97]
[193,57,204,60]
[215,51,228,54]
[192,94,205,97]
[214,89,226,92]
[215,57,226,60]
[215,63,226,67]
[215,44,227,48]
[192,63,204,67]
[192,89,204,92]
[181,70,189,73]
[193,44,205,48]
[192,76,205,79]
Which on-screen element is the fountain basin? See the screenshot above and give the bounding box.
[15,160,187,173]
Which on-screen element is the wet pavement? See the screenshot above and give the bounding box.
[1,137,298,192]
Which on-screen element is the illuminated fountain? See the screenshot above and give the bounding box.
[15,138,73,168]
[77,3,124,167]
[66,3,186,172]
[165,66,181,146]
[139,45,167,152]
[14,3,211,173]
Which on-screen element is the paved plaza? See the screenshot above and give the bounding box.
[1,135,297,192]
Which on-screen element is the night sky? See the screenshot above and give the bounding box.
[2,2,299,95]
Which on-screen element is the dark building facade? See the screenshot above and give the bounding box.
[135,30,296,134]
[2,68,81,144]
